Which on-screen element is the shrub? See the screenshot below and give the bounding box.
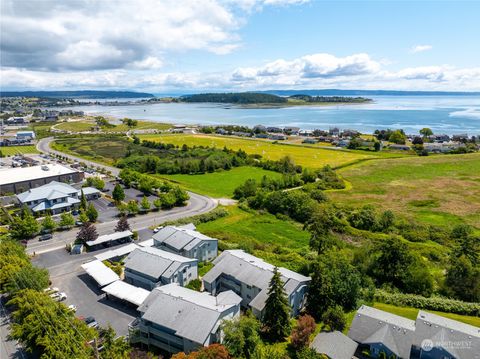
[374,289,480,316]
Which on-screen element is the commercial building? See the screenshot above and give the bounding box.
[152,224,218,262]
[129,283,241,354]
[124,247,198,290]
[16,130,35,140]
[203,250,310,318]
[0,164,84,194]
[16,180,100,215]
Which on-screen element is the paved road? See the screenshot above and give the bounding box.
[29,137,217,255]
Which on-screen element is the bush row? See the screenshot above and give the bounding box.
[374,289,480,316]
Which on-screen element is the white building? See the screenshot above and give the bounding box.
[129,283,241,354]
[203,250,310,318]
[16,181,100,215]
[124,247,198,290]
[152,224,218,262]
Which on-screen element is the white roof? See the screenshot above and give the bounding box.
[0,164,78,186]
[137,238,154,247]
[17,181,78,203]
[80,187,101,196]
[81,260,119,287]
[85,230,133,246]
[94,243,140,261]
[102,280,150,306]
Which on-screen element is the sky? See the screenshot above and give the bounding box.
[1,0,480,92]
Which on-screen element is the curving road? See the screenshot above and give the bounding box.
[29,137,217,255]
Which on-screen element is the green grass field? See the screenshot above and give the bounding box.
[0,145,39,156]
[158,166,283,198]
[197,206,311,271]
[373,302,480,327]
[330,153,480,228]
[55,120,171,133]
[138,133,382,169]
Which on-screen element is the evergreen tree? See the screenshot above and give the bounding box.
[115,216,131,232]
[112,184,125,203]
[80,190,87,211]
[76,222,98,245]
[262,267,291,342]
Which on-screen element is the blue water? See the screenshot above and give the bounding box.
[64,95,480,135]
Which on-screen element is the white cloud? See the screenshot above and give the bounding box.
[411,45,433,53]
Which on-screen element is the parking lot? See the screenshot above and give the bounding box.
[91,197,119,223]
[32,228,154,336]
[104,181,158,203]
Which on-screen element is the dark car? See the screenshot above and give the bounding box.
[39,234,53,241]
[84,316,99,328]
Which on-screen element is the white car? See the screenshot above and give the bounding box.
[68,304,77,312]
[50,292,67,301]
[153,226,163,233]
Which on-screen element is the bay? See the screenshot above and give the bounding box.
[63,95,480,135]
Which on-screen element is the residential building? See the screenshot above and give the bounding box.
[124,247,198,290]
[423,141,463,153]
[310,331,358,359]
[348,305,416,359]
[16,181,99,214]
[411,311,480,359]
[203,250,310,318]
[152,224,218,262]
[129,283,241,354]
[284,126,300,135]
[0,164,84,194]
[389,144,411,151]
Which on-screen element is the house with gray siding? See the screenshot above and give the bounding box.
[152,224,218,262]
[411,311,480,359]
[124,247,197,290]
[348,305,416,359]
[202,250,310,319]
[129,283,241,354]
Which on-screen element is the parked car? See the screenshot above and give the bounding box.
[44,287,59,293]
[50,292,67,301]
[75,221,83,227]
[68,304,77,312]
[39,234,53,241]
[84,316,99,328]
[153,226,163,233]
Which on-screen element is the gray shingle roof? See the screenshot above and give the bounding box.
[348,305,415,358]
[310,331,358,359]
[124,247,195,280]
[17,181,78,203]
[203,250,310,311]
[153,225,216,252]
[413,311,480,359]
[138,284,240,345]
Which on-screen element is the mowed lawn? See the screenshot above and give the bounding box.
[158,166,283,198]
[373,302,480,328]
[330,153,480,228]
[197,206,311,271]
[139,133,377,168]
[0,145,39,156]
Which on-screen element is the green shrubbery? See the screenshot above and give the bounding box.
[374,290,480,316]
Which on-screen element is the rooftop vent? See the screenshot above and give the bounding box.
[41,165,49,171]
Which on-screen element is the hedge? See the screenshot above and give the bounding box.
[374,289,480,316]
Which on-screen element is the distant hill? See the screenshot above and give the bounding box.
[0,90,154,99]
[260,89,480,96]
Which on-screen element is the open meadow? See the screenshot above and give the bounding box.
[329,153,480,228]
[158,166,283,198]
[54,119,171,133]
[138,133,383,168]
[0,145,39,156]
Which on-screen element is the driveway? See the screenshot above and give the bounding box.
[91,197,118,223]
[32,249,136,336]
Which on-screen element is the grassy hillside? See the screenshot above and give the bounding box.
[138,133,379,168]
[158,166,283,198]
[329,153,480,228]
[54,120,171,133]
